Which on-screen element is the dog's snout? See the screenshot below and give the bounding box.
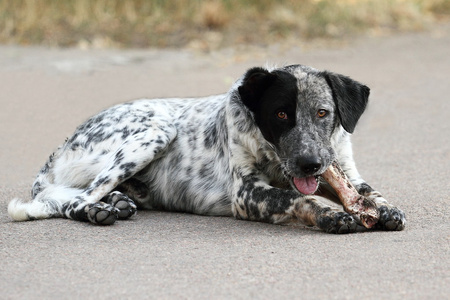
[298,156,322,175]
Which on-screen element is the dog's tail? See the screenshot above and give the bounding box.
[8,197,59,221]
[9,149,62,221]
[8,185,84,221]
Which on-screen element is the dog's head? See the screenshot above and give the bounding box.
[238,65,369,195]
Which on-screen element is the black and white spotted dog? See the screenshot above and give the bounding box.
[8,65,406,233]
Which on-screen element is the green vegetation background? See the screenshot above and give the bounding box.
[1,0,449,49]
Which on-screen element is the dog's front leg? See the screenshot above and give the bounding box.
[354,183,406,231]
[336,138,406,231]
[339,165,406,231]
[231,175,361,234]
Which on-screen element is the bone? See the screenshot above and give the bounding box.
[321,161,379,229]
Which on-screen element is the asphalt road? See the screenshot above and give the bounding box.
[1,24,449,299]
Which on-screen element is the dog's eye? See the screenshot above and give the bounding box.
[276,111,288,120]
[317,109,328,118]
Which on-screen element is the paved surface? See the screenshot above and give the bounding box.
[1,24,449,299]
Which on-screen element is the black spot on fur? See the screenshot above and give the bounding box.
[357,183,374,196]
[71,199,84,209]
[118,162,137,180]
[169,154,183,167]
[120,162,137,171]
[39,153,55,175]
[92,176,111,190]
[31,182,41,198]
[71,142,81,150]
[204,123,218,148]
[120,126,131,139]
[186,167,192,176]
[199,161,214,178]
[114,149,124,164]
[217,147,225,158]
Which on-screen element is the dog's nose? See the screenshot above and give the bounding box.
[298,156,322,175]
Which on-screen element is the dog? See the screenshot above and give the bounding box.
[8,64,406,233]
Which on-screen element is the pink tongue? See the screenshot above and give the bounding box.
[293,176,318,195]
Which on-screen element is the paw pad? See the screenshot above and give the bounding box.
[377,206,406,231]
[106,192,137,220]
[87,203,118,225]
[319,211,360,234]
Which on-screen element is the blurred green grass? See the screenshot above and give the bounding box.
[1,0,449,49]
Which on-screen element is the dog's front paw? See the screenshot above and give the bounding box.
[317,211,363,234]
[376,206,406,231]
[87,203,119,225]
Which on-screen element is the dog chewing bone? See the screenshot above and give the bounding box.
[321,161,380,228]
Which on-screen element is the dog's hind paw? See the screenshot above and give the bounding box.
[105,191,137,220]
[87,203,118,225]
[376,206,406,231]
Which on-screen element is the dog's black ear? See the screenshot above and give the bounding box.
[323,72,370,134]
[238,67,277,112]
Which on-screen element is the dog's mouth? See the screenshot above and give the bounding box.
[290,175,320,195]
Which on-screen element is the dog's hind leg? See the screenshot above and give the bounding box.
[9,119,177,225]
[61,191,137,225]
[61,122,177,225]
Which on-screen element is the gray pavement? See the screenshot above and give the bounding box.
[1,24,449,299]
